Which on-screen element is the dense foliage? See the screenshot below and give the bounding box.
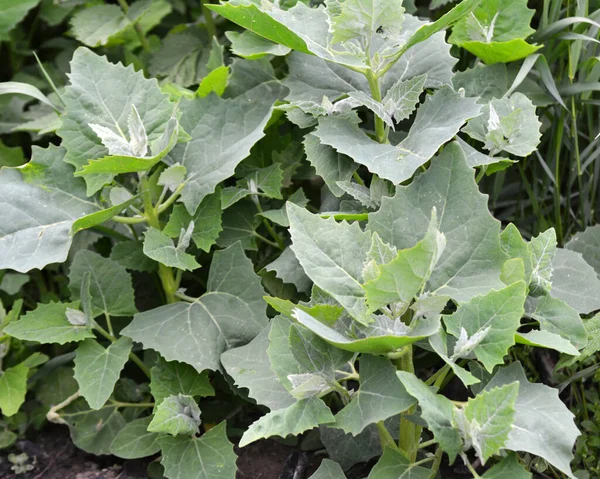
[1,0,600,477]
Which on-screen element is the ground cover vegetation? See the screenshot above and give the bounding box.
[0,0,599,477]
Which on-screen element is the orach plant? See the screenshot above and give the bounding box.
[0,0,598,477]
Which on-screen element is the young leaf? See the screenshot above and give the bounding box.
[367,447,431,478]
[443,282,527,372]
[221,325,295,411]
[368,142,508,301]
[196,65,230,98]
[428,329,480,387]
[462,93,542,157]
[397,371,462,462]
[462,383,518,463]
[288,203,371,322]
[363,210,445,313]
[148,394,202,436]
[334,355,414,436]
[4,302,95,345]
[122,243,267,372]
[69,250,137,317]
[486,363,579,478]
[382,74,426,123]
[150,357,215,407]
[143,227,201,271]
[0,364,28,417]
[110,416,162,459]
[314,88,481,185]
[74,337,133,409]
[159,422,237,479]
[267,316,305,393]
[58,48,173,194]
[551,248,600,314]
[70,4,131,48]
[171,81,285,214]
[239,397,335,447]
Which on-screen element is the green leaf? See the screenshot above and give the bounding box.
[207,2,313,55]
[225,30,291,59]
[314,88,481,185]
[217,200,262,251]
[70,4,131,48]
[515,330,580,356]
[334,355,414,435]
[308,459,347,479]
[265,296,343,325]
[293,308,439,354]
[197,66,230,98]
[63,401,126,455]
[4,301,95,345]
[239,397,335,447]
[0,273,29,295]
[288,203,371,322]
[463,93,542,157]
[110,241,157,272]
[76,116,179,176]
[0,364,28,417]
[428,329,480,387]
[367,447,431,479]
[0,145,128,272]
[221,325,295,410]
[320,423,386,470]
[164,193,223,253]
[150,357,214,407]
[148,394,202,436]
[143,227,201,271]
[0,0,41,41]
[58,47,173,194]
[122,243,267,372]
[264,248,312,294]
[368,142,507,301]
[74,337,133,409]
[443,282,526,372]
[267,316,304,393]
[462,383,518,463]
[0,81,59,111]
[486,363,579,478]
[482,453,531,479]
[172,81,284,214]
[364,210,445,313]
[303,134,356,198]
[249,163,284,199]
[529,295,586,350]
[0,141,26,167]
[69,250,137,317]
[551,248,600,314]
[159,422,237,479]
[382,74,426,123]
[110,416,162,459]
[456,136,514,170]
[397,371,462,462]
[566,225,600,275]
[449,0,539,64]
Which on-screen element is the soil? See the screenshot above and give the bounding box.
[0,426,476,479]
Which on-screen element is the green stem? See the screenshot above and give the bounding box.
[465,459,482,479]
[398,345,419,462]
[201,0,217,38]
[93,321,151,379]
[142,178,178,304]
[418,438,437,450]
[157,183,187,215]
[117,0,151,52]
[353,171,365,186]
[425,364,450,387]
[377,421,399,451]
[254,198,285,249]
[366,69,387,144]
[428,447,444,479]
[112,215,147,225]
[104,313,114,337]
